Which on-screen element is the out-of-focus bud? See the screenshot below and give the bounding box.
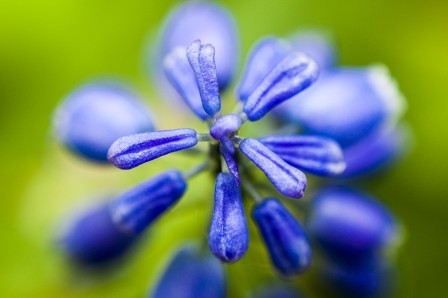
[110,170,187,235]
[59,203,135,266]
[252,198,312,277]
[341,124,409,178]
[276,65,406,148]
[307,187,401,265]
[152,246,226,298]
[53,82,154,163]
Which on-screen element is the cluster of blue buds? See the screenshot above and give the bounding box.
[53,1,407,297]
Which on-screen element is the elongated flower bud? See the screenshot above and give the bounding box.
[53,82,154,162]
[157,1,238,90]
[219,140,240,184]
[259,135,345,176]
[110,170,187,235]
[307,187,399,265]
[108,128,198,170]
[164,48,208,120]
[239,138,306,199]
[209,173,248,263]
[238,37,291,102]
[187,40,221,117]
[252,198,312,277]
[60,203,135,266]
[243,52,319,121]
[152,246,226,298]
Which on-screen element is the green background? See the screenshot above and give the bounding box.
[1,0,447,297]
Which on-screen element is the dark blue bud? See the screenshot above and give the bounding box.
[164,48,208,120]
[157,1,238,90]
[289,30,336,70]
[238,37,291,102]
[276,66,406,147]
[243,52,319,121]
[53,82,154,163]
[341,125,408,178]
[210,114,242,140]
[259,135,345,176]
[239,138,307,199]
[187,41,221,117]
[220,135,235,155]
[60,203,135,266]
[108,128,198,169]
[307,187,400,265]
[152,246,226,298]
[252,198,312,277]
[209,173,248,263]
[319,259,394,298]
[110,170,187,235]
[219,142,240,184]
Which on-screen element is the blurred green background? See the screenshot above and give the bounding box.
[1,0,447,297]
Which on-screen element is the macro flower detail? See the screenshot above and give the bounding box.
[49,2,410,297]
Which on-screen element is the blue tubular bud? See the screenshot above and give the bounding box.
[219,141,240,184]
[277,65,406,147]
[307,187,399,265]
[209,173,248,263]
[53,82,154,163]
[252,198,312,277]
[341,125,408,178]
[289,30,336,70]
[110,170,186,235]
[158,1,238,90]
[259,135,346,176]
[164,48,208,120]
[239,138,307,199]
[243,52,319,121]
[60,203,135,266]
[210,114,242,140]
[107,128,198,170]
[237,37,291,102]
[187,41,221,117]
[152,246,226,298]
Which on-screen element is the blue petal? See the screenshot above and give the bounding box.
[53,82,154,163]
[252,198,312,277]
[209,173,248,263]
[237,37,291,102]
[210,114,242,140]
[259,135,345,176]
[289,30,336,70]
[307,187,400,265]
[164,48,208,120]
[341,125,408,178]
[276,66,406,147]
[108,128,198,169]
[219,141,240,184]
[60,202,136,266]
[156,1,238,90]
[110,170,187,235]
[152,246,226,298]
[243,51,319,121]
[239,138,307,199]
[187,41,221,117]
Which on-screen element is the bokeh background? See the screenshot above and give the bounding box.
[1,0,447,297]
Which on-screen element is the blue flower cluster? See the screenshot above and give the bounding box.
[53,1,407,297]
